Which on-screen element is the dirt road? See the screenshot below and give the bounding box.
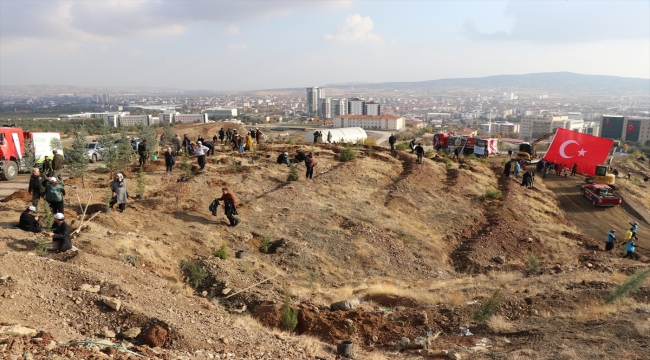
[0,174,30,200]
[539,172,649,256]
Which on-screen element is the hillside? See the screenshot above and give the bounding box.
[1,125,649,359]
[324,72,650,97]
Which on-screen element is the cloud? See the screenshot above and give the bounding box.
[324,14,383,43]
[0,0,350,40]
[228,44,247,52]
[462,1,649,43]
[226,25,240,36]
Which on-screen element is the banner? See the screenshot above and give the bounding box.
[543,128,614,176]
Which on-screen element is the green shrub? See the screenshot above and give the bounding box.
[484,189,503,200]
[468,153,478,160]
[259,237,273,253]
[213,243,229,260]
[473,291,503,322]
[480,158,489,165]
[339,146,356,162]
[395,142,410,151]
[605,269,650,304]
[136,167,146,196]
[124,254,138,266]
[424,150,435,158]
[287,166,299,181]
[528,253,541,274]
[230,158,241,173]
[180,259,207,289]
[280,294,299,332]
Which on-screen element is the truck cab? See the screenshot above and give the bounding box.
[0,126,27,180]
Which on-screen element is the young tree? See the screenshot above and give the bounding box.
[163,121,175,147]
[137,125,157,154]
[68,129,90,187]
[98,126,118,176]
[49,137,63,154]
[115,128,136,171]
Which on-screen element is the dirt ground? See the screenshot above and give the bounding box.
[1,126,650,359]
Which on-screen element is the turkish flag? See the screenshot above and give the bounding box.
[627,124,635,133]
[543,128,614,176]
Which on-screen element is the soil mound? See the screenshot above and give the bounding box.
[1,189,31,203]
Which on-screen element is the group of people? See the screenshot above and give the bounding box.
[605,221,641,260]
[312,130,332,144]
[276,150,317,179]
[18,207,73,252]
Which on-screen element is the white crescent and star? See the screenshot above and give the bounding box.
[559,140,587,158]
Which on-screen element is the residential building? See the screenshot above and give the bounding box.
[582,121,600,135]
[426,113,452,120]
[520,114,583,139]
[306,87,323,116]
[319,98,332,119]
[332,99,348,117]
[205,108,238,118]
[175,114,208,124]
[456,128,478,137]
[333,114,405,130]
[479,122,520,134]
[119,115,153,127]
[364,101,381,116]
[600,115,650,143]
[405,120,426,129]
[160,111,180,124]
[92,94,110,103]
[348,98,364,115]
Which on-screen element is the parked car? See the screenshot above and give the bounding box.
[86,142,104,162]
[580,184,622,207]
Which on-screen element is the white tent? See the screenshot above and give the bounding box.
[304,127,367,143]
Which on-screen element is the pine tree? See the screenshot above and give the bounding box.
[68,129,90,187]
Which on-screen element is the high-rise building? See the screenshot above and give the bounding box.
[306,87,323,116]
[319,98,332,119]
[348,98,364,115]
[332,99,348,117]
[364,101,381,116]
[520,115,583,139]
[92,94,110,103]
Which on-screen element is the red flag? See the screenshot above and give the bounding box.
[627,123,635,133]
[543,128,614,176]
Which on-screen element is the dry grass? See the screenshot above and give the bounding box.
[487,315,515,332]
[571,299,624,321]
[635,320,650,337]
[488,271,522,288]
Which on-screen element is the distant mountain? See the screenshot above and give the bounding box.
[324,72,650,94]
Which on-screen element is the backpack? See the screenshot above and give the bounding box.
[209,199,220,216]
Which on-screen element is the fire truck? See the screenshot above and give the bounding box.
[0,125,62,181]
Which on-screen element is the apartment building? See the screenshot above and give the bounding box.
[348,98,365,115]
[205,108,238,118]
[334,114,405,130]
[519,115,583,139]
[306,87,323,116]
[332,99,348,117]
[119,115,153,127]
[175,114,208,124]
[480,122,520,134]
[364,101,381,116]
[319,98,332,119]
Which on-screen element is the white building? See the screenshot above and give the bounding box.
[426,113,452,120]
[520,114,583,139]
[480,122,521,134]
[364,101,381,116]
[306,87,323,116]
[160,111,180,124]
[119,115,153,127]
[334,114,405,130]
[205,108,238,118]
[175,114,208,124]
[348,98,364,115]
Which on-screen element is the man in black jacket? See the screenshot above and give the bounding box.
[218,128,225,145]
[27,168,46,211]
[19,206,42,233]
[388,134,397,151]
[41,156,53,177]
[52,150,65,182]
[138,139,148,167]
[415,142,425,164]
[45,213,73,252]
[277,152,291,167]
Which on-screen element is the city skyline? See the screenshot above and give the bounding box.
[1,0,649,91]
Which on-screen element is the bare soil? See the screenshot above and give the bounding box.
[1,127,650,359]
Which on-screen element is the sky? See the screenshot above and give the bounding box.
[1,0,649,91]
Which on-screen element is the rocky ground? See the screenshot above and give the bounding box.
[1,124,650,359]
